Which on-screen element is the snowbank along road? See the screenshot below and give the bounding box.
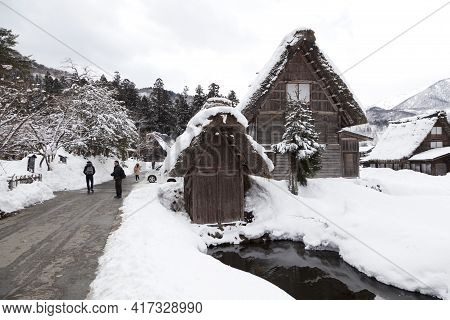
[0,177,135,299]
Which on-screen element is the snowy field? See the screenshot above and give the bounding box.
[91,168,450,299]
[0,150,136,213]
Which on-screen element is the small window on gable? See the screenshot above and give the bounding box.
[430,141,443,149]
[431,127,442,135]
[286,83,310,103]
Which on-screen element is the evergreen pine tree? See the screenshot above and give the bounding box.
[192,85,206,114]
[174,86,192,135]
[112,71,121,89]
[43,71,54,92]
[227,90,239,107]
[0,28,32,79]
[272,98,322,194]
[207,82,220,99]
[98,74,108,86]
[139,95,156,132]
[149,78,175,135]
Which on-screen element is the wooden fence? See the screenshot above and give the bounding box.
[7,174,42,190]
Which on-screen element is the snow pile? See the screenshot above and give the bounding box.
[197,168,450,299]
[366,112,440,161]
[0,150,135,213]
[0,179,53,214]
[89,182,291,299]
[161,104,251,174]
[409,146,450,161]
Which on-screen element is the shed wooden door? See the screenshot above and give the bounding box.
[343,153,357,177]
[218,171,243,223]
[192,174,218,224]
[191,171,243,224]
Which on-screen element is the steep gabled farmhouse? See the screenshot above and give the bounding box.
[363,111,450,175]
[237,29,368,179]
[141,132,174,166]
[163,98,273,224]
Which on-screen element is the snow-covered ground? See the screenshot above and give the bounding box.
[89,181,291,299]
[91,168,450,299]
[0,150,136,213]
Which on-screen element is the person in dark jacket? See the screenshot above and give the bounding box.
[83,161,96,193]
[111,160,126,198]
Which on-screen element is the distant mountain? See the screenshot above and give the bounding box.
[392,78,450,114]
[366,107,416,125]
[31,61,70,79]
[366,78,450,125]
[138,87,193,104]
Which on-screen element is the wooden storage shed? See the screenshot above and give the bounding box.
[163,98,273,225]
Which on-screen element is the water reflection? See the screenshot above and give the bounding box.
[208,241,434,300]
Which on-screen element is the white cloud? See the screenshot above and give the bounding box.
[1,0,449,106]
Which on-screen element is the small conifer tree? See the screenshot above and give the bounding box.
[272,97,322,194]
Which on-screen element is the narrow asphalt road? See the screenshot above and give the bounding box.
[0,177,135,299]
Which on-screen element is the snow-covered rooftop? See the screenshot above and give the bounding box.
[365,111,443,161]
[149,132,174,152]
[409,146,450,161]
[237,28,310,114]
[162,98,273,175]
[237,28,366,125]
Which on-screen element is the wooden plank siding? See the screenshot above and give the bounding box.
[249,50,355,179]
[415,117,450,153]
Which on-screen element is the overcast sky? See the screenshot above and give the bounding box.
[1,0,449,108]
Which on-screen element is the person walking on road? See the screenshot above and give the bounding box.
[83,161,96,193]
[134,163,141,182]
[111,160,126,198]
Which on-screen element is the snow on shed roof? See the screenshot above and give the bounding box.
[409,146,450,161]
[338,126,373,141]
[237,28,367,126]
[148,132,174,152]
[162,98,273,175]
[365,111,444,161]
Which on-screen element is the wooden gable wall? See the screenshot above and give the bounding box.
[250,49,345,179]
[413,117,450,155]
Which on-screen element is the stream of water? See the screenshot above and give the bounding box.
[208,241,434,300]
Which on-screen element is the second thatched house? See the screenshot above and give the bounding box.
[140,132,174,168]
[363,111,450,175]
[237,28,369,179]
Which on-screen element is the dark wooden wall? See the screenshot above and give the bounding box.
[414,117,450,154]
[250,50,346,179]
[184,129,244,224]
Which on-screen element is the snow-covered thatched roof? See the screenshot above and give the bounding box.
[237,28,367,126]
[365,111,446,161]
[148,132,174,152]
[338,126,373,141]
[162,98,273,177]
